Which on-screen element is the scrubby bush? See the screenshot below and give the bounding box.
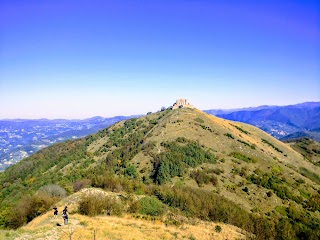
[190,169,219,187]
[124,165,138,178]
[261,139,283,153]
[224,133,234,139]
[194,117,204,123]
[91,173,145,194]
[73,179,91,192]
[38,184,67,198]
[78,193,123,217]
[78,193,106,216]
[153,186,252,229]
[237,139,256,149]
[215,225,222,232]
[104,197,123,216]
[190,170,211,187]
[152,141,216,184]
[230,152,257,163]
[7,193,57,229]
[305,194,320,211]
[209,168,224,175]
[247,172,303,203]
[296,178,305,184]
[266,191,273,197]
[231,124,250,135]
[91,174,123,192]
[299,167,320,184]
[242,187,249,193]
[176,137,188,143]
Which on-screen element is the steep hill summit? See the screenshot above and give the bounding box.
[0,106,319,239]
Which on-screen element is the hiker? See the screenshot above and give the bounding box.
[53,206,58,219]
[62,206,68,225]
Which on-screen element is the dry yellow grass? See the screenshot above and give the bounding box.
[13,212,246,240]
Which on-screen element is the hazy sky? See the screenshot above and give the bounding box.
[1,0,319,119]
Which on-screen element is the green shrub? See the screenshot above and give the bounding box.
[247,173,303,203]
[215,225,222,232]
[299,167,320,184]
[153,186,252,231]
[237,140,256,149]
[124,165,138,178]
[224,133,234,139]
[152,141,216,184]
[194,117,204,123]
[0,209,10,229]
[261,139,283,153]
[230,152,257,163]
[189,234,196,240]
[242,187,249,193]
[231,124,250,135]
[132,196,166,216]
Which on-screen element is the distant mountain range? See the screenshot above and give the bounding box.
[205,102,320,141]
[1,101,319,171]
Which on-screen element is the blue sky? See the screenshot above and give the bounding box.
[1,0,319,119]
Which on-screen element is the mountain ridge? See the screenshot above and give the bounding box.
[0,107,319,239]
[205,101,320,141]
[204,101,320,115]
[2,101,318,171]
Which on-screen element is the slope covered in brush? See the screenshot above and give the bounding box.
[0,108,319,239]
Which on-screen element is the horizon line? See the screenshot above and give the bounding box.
[0,101,319,121]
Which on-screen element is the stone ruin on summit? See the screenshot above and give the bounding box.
[172,99,194,110]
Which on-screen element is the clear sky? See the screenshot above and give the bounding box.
[1,0,319,119]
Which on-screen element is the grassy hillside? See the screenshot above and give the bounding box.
[284,138,320,167]
[0,108,319,239]
[0,188,246,240]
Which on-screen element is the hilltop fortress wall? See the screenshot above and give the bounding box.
[172,99,194,110]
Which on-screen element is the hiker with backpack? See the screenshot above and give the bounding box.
[62,206,68,225]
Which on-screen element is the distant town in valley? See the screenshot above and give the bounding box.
[0,116,129,171]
